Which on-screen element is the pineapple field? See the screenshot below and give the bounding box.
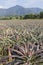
[0,19,43,65]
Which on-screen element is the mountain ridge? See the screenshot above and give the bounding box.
[0,5,43,16]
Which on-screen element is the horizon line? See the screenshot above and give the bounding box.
[0,5,43,9]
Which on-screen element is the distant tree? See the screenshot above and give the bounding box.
[20,16,23,19]
[32,14,40,19]
[23,14,30,19]
[40,12,43,18]
[28,14,33,19]
[9,16,12,19]
[23,14,40,19]
[15,16,18,19]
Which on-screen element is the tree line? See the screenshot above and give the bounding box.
[0,11,43,20]
[23,12,43,19]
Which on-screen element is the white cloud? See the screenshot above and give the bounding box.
[0,0,43,8]
[20,0,43,8]
[0,6,5,8]
[0,0,17,8]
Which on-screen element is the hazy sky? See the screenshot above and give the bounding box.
[0,0,43,9]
